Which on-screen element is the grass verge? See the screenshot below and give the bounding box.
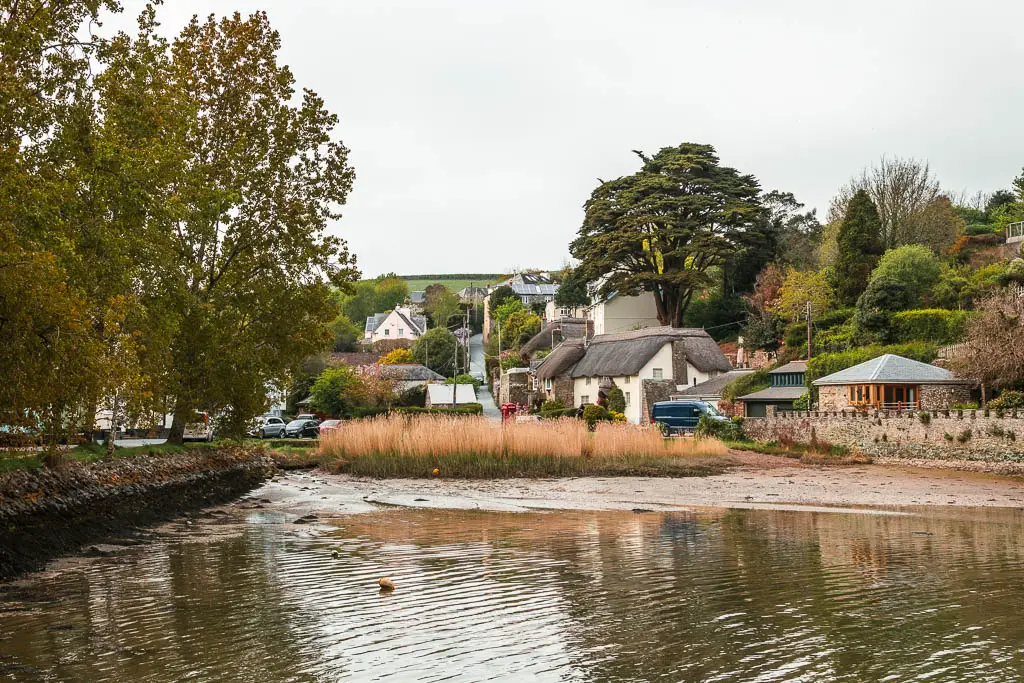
[723,439,872,465]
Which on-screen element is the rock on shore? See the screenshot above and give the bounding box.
[0,446,275,581]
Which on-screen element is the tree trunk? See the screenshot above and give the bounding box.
[167,405,188,445]
[981,383,987,408]
[82,395,99,444]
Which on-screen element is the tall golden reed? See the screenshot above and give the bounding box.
[318,415,724,459]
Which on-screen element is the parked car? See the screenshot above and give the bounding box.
[250,415,287,439]
[319,419,342,436]
[294,413,317,421]
[284,418,320,439]
[650,401,728,434]
[183,411,215,442]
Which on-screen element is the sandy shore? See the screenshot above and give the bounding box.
[242,453,1024,517]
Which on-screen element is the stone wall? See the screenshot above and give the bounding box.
[818,383,971,411]
[744,409,1024,462]
[641,379,676,424]
[670,340,689,385]
[539,375,574,408]
[499,369,531,405]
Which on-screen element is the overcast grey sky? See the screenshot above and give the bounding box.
[115,0,1024,277]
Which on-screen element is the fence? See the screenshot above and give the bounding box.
[1007,221,1024,242]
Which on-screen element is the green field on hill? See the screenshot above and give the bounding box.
[399,274,504,293]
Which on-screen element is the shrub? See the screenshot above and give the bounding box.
[445,373,482,388]
[918,411,931,425]
[722,368,770,401]
[814,322,856,353]
[951,402,979,410]
[814,307,857,330]
[379,348,415,365]
[539,398,568,419]
[606,386,626,414]
[957,429,972,444]
[792,393,810,410]
[607,410,627,423]
[891,309,969,344]
[989,391,1024,410]
[964,222,999,236]
[396,404,483,416]
[695,414,744,441]
[582,404,611,430]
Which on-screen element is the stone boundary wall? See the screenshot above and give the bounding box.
[744,409,1024,462]
[0,446,275,581]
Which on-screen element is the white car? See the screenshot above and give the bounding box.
[183,411,215,442]
[253,416,287,439]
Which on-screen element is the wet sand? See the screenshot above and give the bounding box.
[246,452,1024,517]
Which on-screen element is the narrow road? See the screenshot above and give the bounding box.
[469,333,501,421]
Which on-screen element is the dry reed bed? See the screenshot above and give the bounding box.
[317,416,730,478]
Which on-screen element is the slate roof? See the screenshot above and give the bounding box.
[769,360,808,375]
[737,386,807,402]
[331,352,383,366]
[812,354,963,386]
[377,364,445,382]
[511,283,558,297]
[570,327,730,378]
[675,370,755,398]
[364,313,388,334]
[426,384,478,405]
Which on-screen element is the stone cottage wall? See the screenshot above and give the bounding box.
[818,383,971,411]
[641,379,676,424]
[744,408,1024,462]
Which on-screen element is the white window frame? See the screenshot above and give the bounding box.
[652,368,663,380]
[623,376,630,385]
[580,395,590,405]
[545,378,552,391]
[585,377,592,386]
[398,328,404,336]
[624,392,631,407]
[384,328,390,337]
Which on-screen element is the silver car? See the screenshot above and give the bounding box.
[254,416,287,439]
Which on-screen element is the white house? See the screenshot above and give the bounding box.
[425,383,478,407]
[364,306,427,344]
[533,326,731,424]
[587,290,661,335]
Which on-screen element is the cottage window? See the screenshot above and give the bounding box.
[384,328,390,336]
[580,395,590,405]
[623,376,630,385]
[693,377,697,386]
[398,328,404,336]
[586,377,592,386]
[545,379,552,391]
[652,368,663,380]
[624,392,631,407]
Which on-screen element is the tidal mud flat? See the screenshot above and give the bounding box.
[251,452,1024,518]
[0,447,274,581]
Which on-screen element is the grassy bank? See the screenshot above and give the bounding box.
[724,439,872,465]
[316,415,731,478]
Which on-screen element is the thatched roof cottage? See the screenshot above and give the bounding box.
[534,327,731,423]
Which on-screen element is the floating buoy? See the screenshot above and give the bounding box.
[331,550,339,559]
[378,577,395,591]
[432,468,440,477]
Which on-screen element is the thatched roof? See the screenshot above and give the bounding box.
[376,364,445,382]
[570,327,730,378]
[534,338,587,380]
[520,318,592,357]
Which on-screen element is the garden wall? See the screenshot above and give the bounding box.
[744,408,1024,463]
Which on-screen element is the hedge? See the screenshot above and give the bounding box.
[891,309,969,344]
[722,368,770,401]
[805,342,939,395]
[785,308,856,351]
[398,403,484,416]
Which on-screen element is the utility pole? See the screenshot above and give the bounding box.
[806,300,813,360]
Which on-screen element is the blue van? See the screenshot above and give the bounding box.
[650,401,728,434]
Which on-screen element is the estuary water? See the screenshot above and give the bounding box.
[3,504,1024,682]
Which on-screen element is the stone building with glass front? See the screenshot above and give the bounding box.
[813,354,970,411]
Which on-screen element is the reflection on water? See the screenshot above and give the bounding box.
[4,506,1024,681]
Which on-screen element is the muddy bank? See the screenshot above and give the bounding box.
[247,453,1024,518]
[0,446,274,581]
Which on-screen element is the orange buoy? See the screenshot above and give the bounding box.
[378,577,395,591]
[431,468,440,477]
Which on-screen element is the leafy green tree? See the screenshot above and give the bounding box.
[554,266,590,308]
[164,11,358,440]
[329,313,362,352]
[855,276,914,343]
[570,143,765,326]
[427,289,462,329]
[494,298,525,324]
[309,366,362,417]
[338,281,378,324]
[487,285,517,316]
[834,190,884,306]
[374,273,409,312]
[869,245,941,308]
[606,386,626,413]
[412,327,465,376]
[773,267,833,324]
